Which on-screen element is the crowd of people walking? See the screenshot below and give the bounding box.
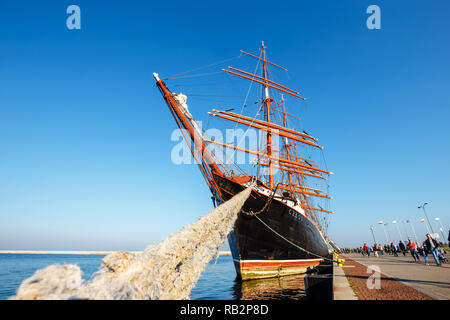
[343,232,449,266]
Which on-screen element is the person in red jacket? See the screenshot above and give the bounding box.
[407,239,420,262]
[362,243,370,257]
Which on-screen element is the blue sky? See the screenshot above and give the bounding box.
[0,1,449,250]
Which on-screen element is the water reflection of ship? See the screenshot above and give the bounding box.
[232,274,307,300]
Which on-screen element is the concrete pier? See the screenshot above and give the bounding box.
[333,263,358,300]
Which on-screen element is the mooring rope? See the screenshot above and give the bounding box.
[11,186,255,300]
[252,214,337,263]
[240,184,337,263]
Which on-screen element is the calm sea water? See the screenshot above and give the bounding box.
[0,254,306,300]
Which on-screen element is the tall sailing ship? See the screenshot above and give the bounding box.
[154,42,334,280]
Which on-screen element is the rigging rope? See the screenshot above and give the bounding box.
[165,71,222,80]
[226,50,263,163]
[164,54,244,80]
[233,50,262,128]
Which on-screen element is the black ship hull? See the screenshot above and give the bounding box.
[213,174,330,280]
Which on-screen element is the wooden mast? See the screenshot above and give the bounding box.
[261,41,274,188]
[280,95,294,188]
[217,43,332,217]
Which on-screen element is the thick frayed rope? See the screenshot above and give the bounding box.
[11,186,253,300]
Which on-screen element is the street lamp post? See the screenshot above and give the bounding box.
[402,220,410,240]
[406,219,419,243]
[421,218,432,234]
[384,223,392,243]
[434,217,446,242]
[418,202,435,234]
[392,220,403,243]
[370,225,377,244]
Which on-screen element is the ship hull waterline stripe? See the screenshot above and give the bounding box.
[236,258,323,268]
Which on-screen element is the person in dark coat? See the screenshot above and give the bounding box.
[424,234,440,266]
[390,242,398,256]
[399,241,406,256]
[418,242,429,265]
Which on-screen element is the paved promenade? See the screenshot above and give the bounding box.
[343,253,450,300]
